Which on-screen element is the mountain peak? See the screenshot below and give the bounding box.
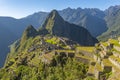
[50,10,58,15]
[21,25,38,43]
[24,25,37,37]
[26,25,35,31]
[41,10,64,33]
[48,10,64,21]
[40,10,98,45]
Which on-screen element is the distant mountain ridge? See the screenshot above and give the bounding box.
[1,5,120,67]
[0,7,108,37]
[98,5,120,41]
[59,7,107,37]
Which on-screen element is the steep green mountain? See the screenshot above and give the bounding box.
[3,10,119,80]
[0,17,23,67]
[0,15,47,67]
[98,5,120,41]
[40,10,98,46]
[0,8,107,67]
[0,7,111,67]
[19,8,107,37]
[0,11,97,80]
[17,8,107,38]
[1,26,120,80]
[1,33,90,80]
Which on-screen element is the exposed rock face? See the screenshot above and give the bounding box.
[40,10,98,46]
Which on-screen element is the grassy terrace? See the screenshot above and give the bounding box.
[102,59,113,66]
[112,65,120,73]
[95,63,102,71]
[42,53,54,61]
[55,50,75,53]
[109,55,120,72]
[110,55,120,62]
[76,54,93,60]
[45,37,60,45]
[112,48,120,54]
[108,39,120,46]
[30,56,41,67]
[76,46,94,53]
[88,65,95,74]
[101,42,108,47]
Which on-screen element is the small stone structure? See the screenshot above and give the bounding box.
[91,39,120,79]
[75,56,89,64]
[54,50,75,58]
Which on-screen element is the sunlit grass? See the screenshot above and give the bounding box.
[76,46,94,53]
[108,39,120,46]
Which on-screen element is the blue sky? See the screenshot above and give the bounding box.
[0,0,120,18]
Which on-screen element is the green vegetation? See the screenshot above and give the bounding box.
[20,25,38,44]
[55,50,75,53]
[93,37,120,79]
[108,39,119,46]
[76,54,92,60]
[0,29,91,80]
[112,48,120,54]
[45,37,60,45]
[110,55,120,62]
[95,63,102,71]
[85,76,96,80]
[102,59,112,66]
[101,70,112,79]
[76,47,94,53]
[88,65,95,74]
[0,57,89,80]
[0,10,102,80]
[101,42,108,47]
[42,10,98,46]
